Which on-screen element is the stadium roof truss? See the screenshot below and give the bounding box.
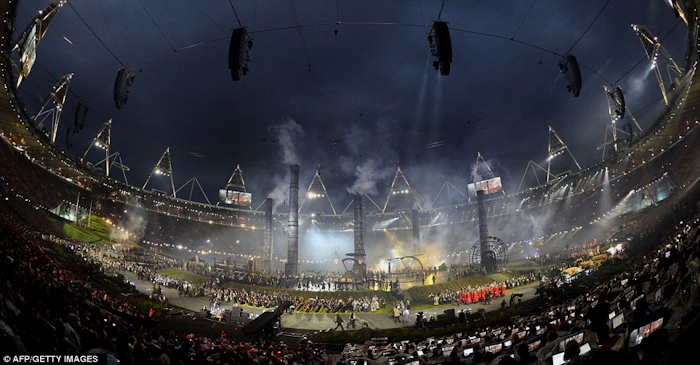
[666,0,689,26]
[632,24,685,106]
[300,167,337,215]
[547,125,581,184]
[518,160,552,191]
[225,164,247,191]
[94,152,130,185]
[32,73,73,144]
[340,193,382,215]
[431,181,467,207]
[383,166,422,213]
[598,86,644,160]
[80,119,112,176]
[142,147,176,197]
[176,177,211,204]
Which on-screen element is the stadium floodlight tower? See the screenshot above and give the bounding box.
[32,73,73,144]
[80,119,112,176]
[546,126,581,184]
[142,147,176,198]
[631,24,684,106]
[300,167,337,215]
[383,166,421,213]
[664,0,688,26]
[79,120,130,183]
[226,164,247,192]
[12,0,67,87]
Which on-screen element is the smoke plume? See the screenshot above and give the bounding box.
[272,117,304,165]
[347,159,393,196]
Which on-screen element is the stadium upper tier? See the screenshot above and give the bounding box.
[1,1,700,248]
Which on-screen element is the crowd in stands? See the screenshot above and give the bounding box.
[0,203,330,364]
[339,214,700,364]
[20,224,387,315]
[2,175,699,364]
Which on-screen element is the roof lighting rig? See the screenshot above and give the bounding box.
[559,54,582,97]
[143,147,176,197]
[546,126,581,184]
[632,24,684,106]
[428,21,453,76]
[80,119,112,176]
[113,68,139,109]
[32,73,73,144]
[383,166,421,213]
[300,168,337,215]
[228,27,253,81]
[665,0,688,26]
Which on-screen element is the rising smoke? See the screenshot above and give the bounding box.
[273,117,304,165]
[347,159,394,196]
[266,117,305,210]
[112,198,147,243]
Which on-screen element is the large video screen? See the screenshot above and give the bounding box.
[467,177,502,196]
[218,189,252,207]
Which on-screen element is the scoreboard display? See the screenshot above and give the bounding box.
[467,177,503,196]
[219,189,252,207]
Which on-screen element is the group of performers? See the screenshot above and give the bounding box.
[458,284,507,304]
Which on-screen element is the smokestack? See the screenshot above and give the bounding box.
[352,194,366,277]
[263,198,274,273]
[476,190,491,272]
[411,209,420,253]
[285,165,300,275]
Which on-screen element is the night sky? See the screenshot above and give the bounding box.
[14,0,687,211]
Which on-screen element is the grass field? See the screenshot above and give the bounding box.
[409,281,540,311]
[402,272,515,304]
[62,215,139,248]
[157,267,210,285]
[503,260,540,272]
